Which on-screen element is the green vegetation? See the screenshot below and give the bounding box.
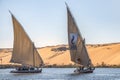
[0,64,21,69]
[1,62,120,69]
[44,64,77,68]
[96,62,120,68]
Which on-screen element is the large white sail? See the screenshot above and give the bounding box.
[66,4,91,66]
[10,13,43,67]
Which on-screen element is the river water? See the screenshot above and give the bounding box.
[0,68,120,80]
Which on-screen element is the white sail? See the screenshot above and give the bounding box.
[66,4,91,66]
[10,13,43,67]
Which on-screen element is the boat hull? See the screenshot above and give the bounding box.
[10,69,42,73]
[74,68,94,74]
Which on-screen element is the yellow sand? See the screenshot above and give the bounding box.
[0,43,120,66]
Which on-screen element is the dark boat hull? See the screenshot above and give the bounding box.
[10,69,42,73]
[74,68,94,73]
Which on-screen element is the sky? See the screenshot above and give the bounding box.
[0,0,120,48]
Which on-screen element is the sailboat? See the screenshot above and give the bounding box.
[9,11,44,73]
[66,3,95,73]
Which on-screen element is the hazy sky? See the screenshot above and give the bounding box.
[0,0,120,48]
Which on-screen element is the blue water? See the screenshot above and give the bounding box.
[0,68,120,80]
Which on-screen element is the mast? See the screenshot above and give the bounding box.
[33,43,35,67]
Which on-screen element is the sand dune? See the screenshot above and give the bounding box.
[0,49,12,64]
[88,43,120,65]
[0,43,120,66]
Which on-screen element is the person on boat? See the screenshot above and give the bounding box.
[76,58,84,71]
[86,59,91,70]
[16,67,20,71]
[87,65,91,70]
[30,67,34,70]
[40,68,42,72]
[16,67,23,71]
[81,66,84,70]
[87,59,95,70]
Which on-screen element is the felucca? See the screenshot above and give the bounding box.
[66,3,95,73]
[9,11,44,73]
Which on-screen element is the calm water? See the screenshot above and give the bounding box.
[0,68,120,80]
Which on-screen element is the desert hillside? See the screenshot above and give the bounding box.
[0,43,120,66]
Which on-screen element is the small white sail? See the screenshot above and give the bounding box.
[66,4,91,66]
[10,13,43,67]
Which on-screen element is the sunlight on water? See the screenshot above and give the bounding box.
[0,68,120,80]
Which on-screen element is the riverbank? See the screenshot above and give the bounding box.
[0,43,120,67]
